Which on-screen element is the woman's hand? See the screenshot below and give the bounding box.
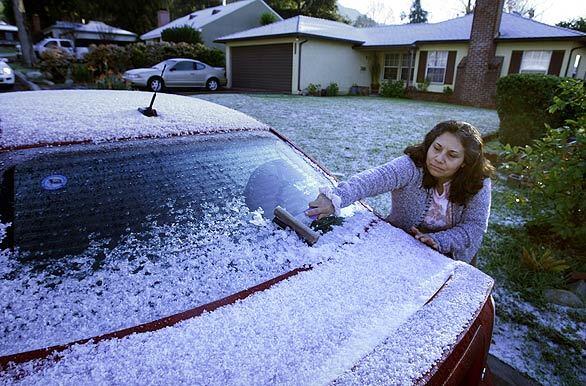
[410,227,439,250]
[306,193,335,220]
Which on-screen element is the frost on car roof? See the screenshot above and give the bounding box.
[2,215,493,384]
[0,90,269,149]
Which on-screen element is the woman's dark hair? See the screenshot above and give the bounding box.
[404,120,494,205]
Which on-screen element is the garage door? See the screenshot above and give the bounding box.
[231,44,293,92]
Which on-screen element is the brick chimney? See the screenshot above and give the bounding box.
[157,10,170,27]
[454,0,504,108]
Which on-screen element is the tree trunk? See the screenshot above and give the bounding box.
[12,0,36,67]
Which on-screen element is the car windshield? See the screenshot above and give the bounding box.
[152,59,176,70]
[0,131,362,354]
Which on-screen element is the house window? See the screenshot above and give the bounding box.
[571,54,581,78]
[384,53,400,80]
[520,51,551,74]
[401,53,414,82]
[426,51,448,83]
[5,32,14,41]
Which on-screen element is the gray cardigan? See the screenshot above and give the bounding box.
[334,155,491,263]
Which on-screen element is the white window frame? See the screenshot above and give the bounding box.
[400,52,414,82]
[384,53,400,80]
[520,50,552,74]
[425,51,448,84]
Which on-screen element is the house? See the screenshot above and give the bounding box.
[216,0,586,107]
[43,20,137,46]
[0,21,18,46]
[141,0,282,52]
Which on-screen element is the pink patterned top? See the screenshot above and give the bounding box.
[422,181,452,232]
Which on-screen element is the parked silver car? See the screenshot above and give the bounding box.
[123,58,226,92]
[0,59,14,89]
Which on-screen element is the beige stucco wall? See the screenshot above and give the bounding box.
[411,43,469,93]
[495,40,586,79]
[298,39,370,94]
[225,37,297,89]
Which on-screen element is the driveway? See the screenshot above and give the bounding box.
[194,94,500,214]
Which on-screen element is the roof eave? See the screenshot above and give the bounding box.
[495,36,586,42]
[217,32,364,45]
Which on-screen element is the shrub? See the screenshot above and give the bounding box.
[84,44,130,76]
[38,49,73,83]
[161,25,203,44]
[84,42,225,77]
[306,83,321,96]
[95,72,130,90]
[502,78,585,248]
[71,63,93,83]
[496,74,566,146]
[325,82,339,96]
[260,12,278,25]
[443,85,453,95]
[416,77,431,92]
[379,79,405,98]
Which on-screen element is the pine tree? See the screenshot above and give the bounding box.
[408,0,428,24]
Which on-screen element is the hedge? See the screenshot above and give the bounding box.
[496,74,566,146]
[84,42,225,77]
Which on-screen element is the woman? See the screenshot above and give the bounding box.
[306,120,494,264]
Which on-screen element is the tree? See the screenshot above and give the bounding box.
[556,17,586,33]
[408,0,428,24]
[354,15,377,28]
[459,0,474,15]
[264,0,341,21]
[11,0,35,66]
[504,0,538,19]
[161,25,202,44]
[365,0,393,25]
[260,12,278,26]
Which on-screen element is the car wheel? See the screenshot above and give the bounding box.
[206,78,219,92]
[147,77,164,92]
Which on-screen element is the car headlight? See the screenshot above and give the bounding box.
[125,73,141,79]
[2,67,12,76]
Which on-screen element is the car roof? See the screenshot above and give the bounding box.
[0,90,269,150]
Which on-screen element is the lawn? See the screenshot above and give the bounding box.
[194,93,585,386]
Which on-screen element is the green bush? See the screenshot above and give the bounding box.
[161,25,203,44]
[84,42,225,77]
[416,77,430,92]
[502,78,585,248]
[306,83,321,96]
[380,79,405,98]
[260,12,278,25]
[38,49,73,83]
[325,82,339,96]
[95,72,131,90]
[496,74,566,146]
[71,63,93,83]
[443,85,453,95]
[84,44,130,76]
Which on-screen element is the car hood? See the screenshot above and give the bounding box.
[1,211,493,383]
[124,68,158,76]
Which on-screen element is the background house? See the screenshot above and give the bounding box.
[0,21,18,47]
[141,0,281,52]
[43,20,137,46]
[217,1,586,106]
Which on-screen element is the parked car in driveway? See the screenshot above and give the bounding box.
[123,58,226,92]
[33,38,89,60]
[0,90,494,384]
[0,59,14,89]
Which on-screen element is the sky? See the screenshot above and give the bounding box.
[338,0,586,26]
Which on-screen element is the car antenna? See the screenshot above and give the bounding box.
[138,64,166,117]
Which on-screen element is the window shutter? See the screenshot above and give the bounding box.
[417,51,428,83]
[508,51,523,74]
[444,51,457,84]
[547,50,565,75]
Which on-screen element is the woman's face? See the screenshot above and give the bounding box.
[426,132,465,184]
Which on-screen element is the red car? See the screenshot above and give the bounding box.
[0,90,494,384]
